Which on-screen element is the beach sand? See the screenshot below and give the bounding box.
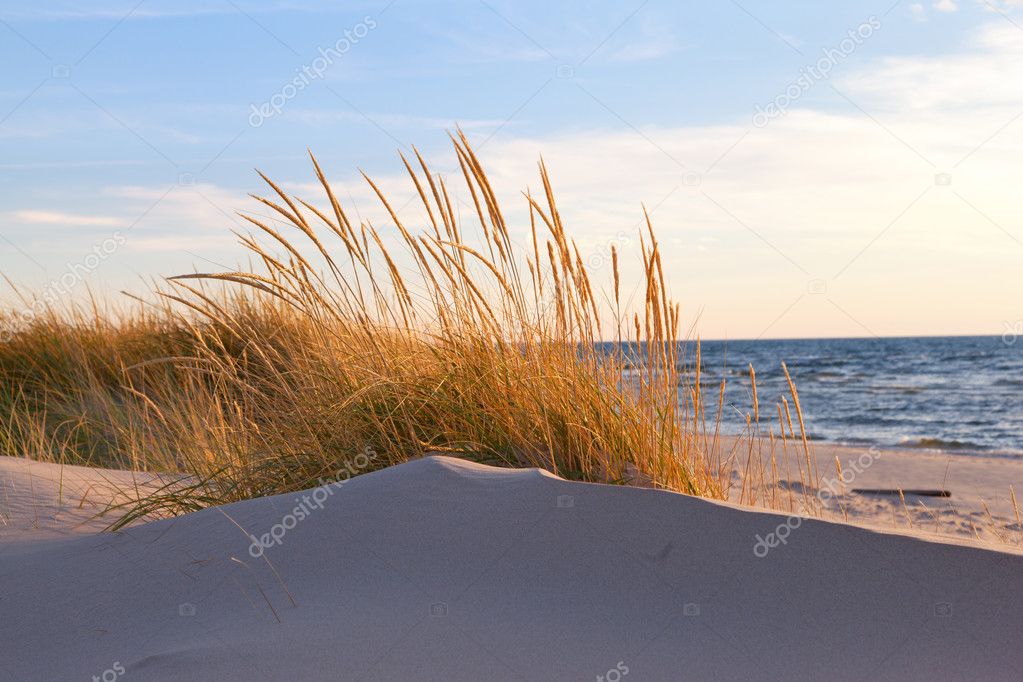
[2,447,1023,680]
[716,436,1023,548]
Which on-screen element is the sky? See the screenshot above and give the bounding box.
[1,0,1022,340]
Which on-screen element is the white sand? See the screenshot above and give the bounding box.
[2,452,1023,680]
[718,436,1023,547]
[0,457,168,543]
[810,441,1023,540]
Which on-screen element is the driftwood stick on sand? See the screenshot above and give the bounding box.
[852,488,952,498]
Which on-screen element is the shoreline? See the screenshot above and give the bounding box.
[795,435,1023,460]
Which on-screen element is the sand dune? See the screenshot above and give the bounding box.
[2,454,1022,680]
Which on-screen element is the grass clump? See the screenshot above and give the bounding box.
[0,134,787,522]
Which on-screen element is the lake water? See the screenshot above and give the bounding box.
[619,336,1023,456]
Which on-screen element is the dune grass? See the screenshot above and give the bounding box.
[0,134,811,524]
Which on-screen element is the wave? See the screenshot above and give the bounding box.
[875,385,924,395]
[808,371,848,380]
[898,437,985,452]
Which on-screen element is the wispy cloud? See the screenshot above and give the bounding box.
[0,107,208,144]
[8,210,124,226]
[841,22,1023,111]
[285,108,511,131]
[910,0,963,18]
[605,19,684,62]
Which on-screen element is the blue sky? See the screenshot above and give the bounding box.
[2,0,1022,338]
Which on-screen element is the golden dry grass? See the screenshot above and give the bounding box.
[0,134,813,524]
